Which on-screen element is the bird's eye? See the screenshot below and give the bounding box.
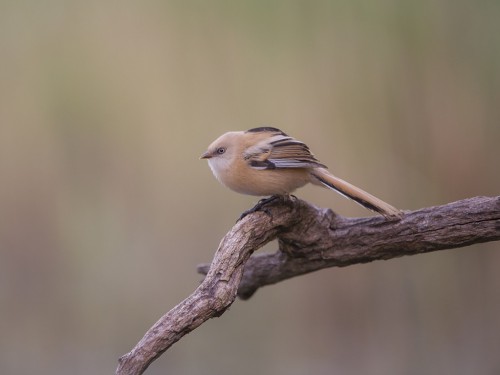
[216,147,226,155]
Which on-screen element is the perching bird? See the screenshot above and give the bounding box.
[201,127,402,218]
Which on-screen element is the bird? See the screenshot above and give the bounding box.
[200,127,402,218]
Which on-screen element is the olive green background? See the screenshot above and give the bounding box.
[1,1,499,374]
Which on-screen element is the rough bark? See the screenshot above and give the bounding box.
[116,195,500,375]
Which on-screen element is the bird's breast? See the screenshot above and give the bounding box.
[211,157,311,196]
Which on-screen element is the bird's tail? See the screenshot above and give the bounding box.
[310,168,402,219]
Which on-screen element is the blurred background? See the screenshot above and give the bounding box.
[1,1,499,374]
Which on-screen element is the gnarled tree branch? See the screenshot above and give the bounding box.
[200,195,500,299]
[116,195,500,375]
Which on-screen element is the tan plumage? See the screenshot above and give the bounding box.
[201,127,402,218]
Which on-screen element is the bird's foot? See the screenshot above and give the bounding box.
[238,195,286,221]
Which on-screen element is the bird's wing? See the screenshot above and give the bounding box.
[244,134,326,170]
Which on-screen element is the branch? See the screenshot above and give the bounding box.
[201,195,500,299]
[116,195,500,375]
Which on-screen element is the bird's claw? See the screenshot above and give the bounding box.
[237,195,283,221]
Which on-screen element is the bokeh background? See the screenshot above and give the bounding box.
[1,1,499,374]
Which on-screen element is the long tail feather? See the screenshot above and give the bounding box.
[310,168,402,218]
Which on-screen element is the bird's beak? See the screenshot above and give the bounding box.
[200,151,212,159]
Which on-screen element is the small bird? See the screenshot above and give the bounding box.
[201,127,402,218]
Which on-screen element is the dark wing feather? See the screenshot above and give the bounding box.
[246,127,288,136]
[244,134,326,170]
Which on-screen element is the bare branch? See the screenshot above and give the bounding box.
[116,195,500,375]
[200,195,500,299]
